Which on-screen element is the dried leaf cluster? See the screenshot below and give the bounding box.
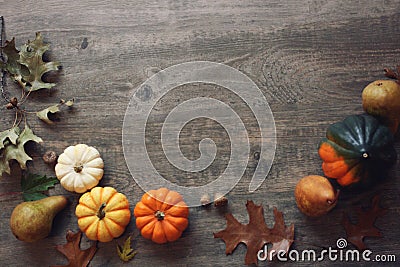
[0,33,60,91]
[0,32,73,177]
[214,200,294,265]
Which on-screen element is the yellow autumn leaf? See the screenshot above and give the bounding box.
[117,236,137,262]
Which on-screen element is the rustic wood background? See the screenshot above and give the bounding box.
[1,1,399,266]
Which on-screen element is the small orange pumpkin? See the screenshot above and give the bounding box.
[75,187,131,242]
[134,188,189,244]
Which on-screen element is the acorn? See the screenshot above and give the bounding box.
[200,194,211,206]
[42,151,58,165]
[214,193,228,207]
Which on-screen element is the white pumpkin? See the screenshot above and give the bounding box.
[55,144,104,193]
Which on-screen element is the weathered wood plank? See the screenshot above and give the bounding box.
[0,1,399,266]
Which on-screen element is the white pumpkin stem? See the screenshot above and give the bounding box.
[74,165,83,173]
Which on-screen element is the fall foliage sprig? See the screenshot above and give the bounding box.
[0,29,73,177]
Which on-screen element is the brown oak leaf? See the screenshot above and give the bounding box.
[214,200,294,266]
[52,230,97,267]
[342,195,387,250]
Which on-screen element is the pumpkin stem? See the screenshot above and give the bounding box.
[74,165,83,173]
[97,203,106,219]
[362,152,369,159]
[154,210,165,221]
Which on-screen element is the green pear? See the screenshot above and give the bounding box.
[10,196,68,242]
[362,80,400,133]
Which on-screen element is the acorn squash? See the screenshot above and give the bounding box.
[318,114,397,187]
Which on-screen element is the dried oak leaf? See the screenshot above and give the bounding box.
[214,200,294,266]
[18,32,60,91]
[36,104,60,124]
[0,38,24,78]
[37,99,75,124]
[0,125,42,177]
[0,127,19,150]
[117,236,137,262]
[52,230,97,267]
[342,195,387,250]
[62,98,75,107]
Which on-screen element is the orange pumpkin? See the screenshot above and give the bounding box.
[75,186,131,242]
[134,188,189,244]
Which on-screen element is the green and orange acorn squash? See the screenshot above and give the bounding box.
[318,114,397,188]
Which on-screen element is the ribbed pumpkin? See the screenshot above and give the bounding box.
[55,144,104,193]
[75,187,131,242]
[134,188,189,244]
[318,114,397,187]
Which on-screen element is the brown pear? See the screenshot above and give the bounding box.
[295,175,339,217]
[10,196,68,242]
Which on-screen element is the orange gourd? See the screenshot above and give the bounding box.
[75,186,131,242]
[134,188,189,244]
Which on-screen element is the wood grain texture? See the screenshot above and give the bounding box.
[0,1,399,266]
